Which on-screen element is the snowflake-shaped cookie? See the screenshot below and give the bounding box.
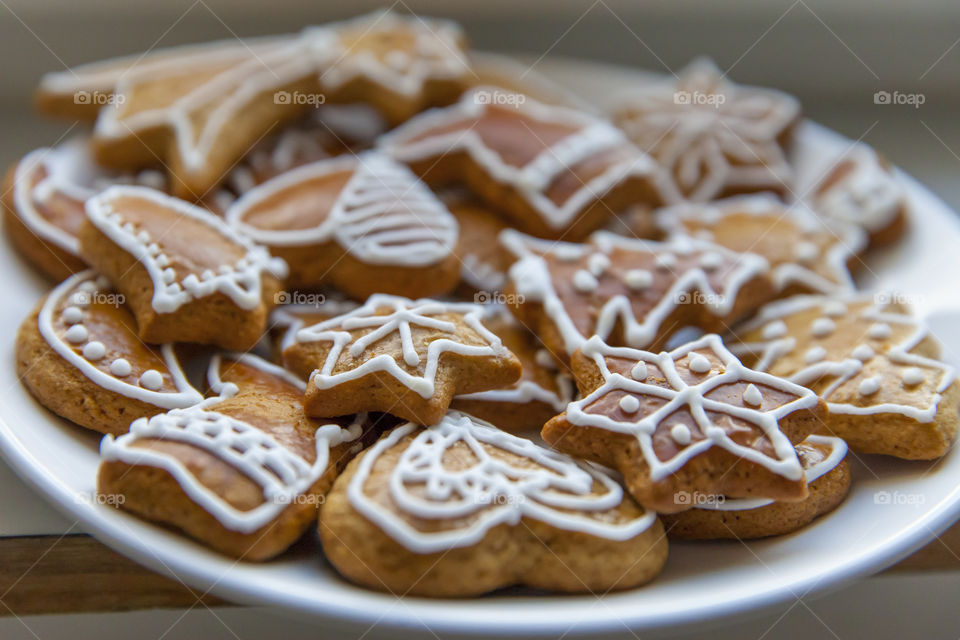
[613,57,800,203]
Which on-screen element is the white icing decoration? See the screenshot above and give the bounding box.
[869,323,893,339]
[858,376,881,396]
[227,152,458,268]
[587,253,611,276]
[82,341,106,360]
[38,271,202,408]
[100,405,360,534]
[699,252,724,271]
[269,300,359,353]
[379,88,664,231]
[624,269,653,290]
[903,368,924,386]
[619,395,641,413]
[535,349,556,370]
[805,346,827,363]
[502,229,769,355]
[631,361,648,380]
[743,383,763,406]
[851,344,875,362]
[565,335,813,482]
[65,325,88,344]
[670,423,692,445]
[654,253,677,270]
[86,186,288,313]
[206,351,308,400]
[62,306,84,325]
[139,370,163,391]
[688,353,711,373]
[345,412,657,553]
[811,317,836,337]
[110,359,132,377]
[572,269,598,292]
[823,301,848,316]
[763,320,788,340]
[294,295,511,399]
[794,241,819,264]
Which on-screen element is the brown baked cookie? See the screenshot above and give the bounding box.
[655,194,867,297]
[98,352,370,560]
[612,57,801,203]
[79,185,286,350]
[320,411,668,596]
[542,335,826,513]
[268,299,359,361]
[729,295,959,459]
[225,152,459,299]
[451,306,572,432]
[661,435,850,539]
[283,295,521,425]
[380,87,668,241]
[16,270,203,435]
[442,190,513,295]
[502,229,775,361]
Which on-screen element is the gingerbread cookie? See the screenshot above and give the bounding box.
[656,194,867,296]
[3,138,167,280]
[661,435,850,539]
[442,190,512,293]
[451,306,572,432]
[801,143,907,246]
[502,229,774,359]
[226,152,459,298]
[80,185,287,350]
[380,87,668,240]
[308,10,471,124]
[268,298,359,359]
[543,335,826,513]
[612,58,800,203]
[320,411,667,596]
[283,296,522,425]
[99,352,367,560]
[16,270,203,435]
[730,295,959,459]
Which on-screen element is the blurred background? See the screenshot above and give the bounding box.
[2,0,960,209]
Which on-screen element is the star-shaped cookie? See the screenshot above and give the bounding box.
[283,295,522,424]
[543,334,826,513]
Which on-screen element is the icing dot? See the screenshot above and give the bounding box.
[155,254,170,267]
[554,245,582,262]
[136,230,151,243]
[64,325,88,344]
[110,359,132,377]
[82,341,106,360]
[700,252,724,271]
[572,269,598,292]
[859,376,881,396]
[805,346,827,363]
[743,383,763,406]
[654,253,677,270]
[162,267,177,284]
[218,265,233,275]
[631,361,648,380]
[762,320,788,339]
[534,349,556,369]
[619,395,640,413]
[851,344,875,361]
[670,423,691,445]
[688,353,711,373]
[823,301,848,317]
[624,269,653,290]
[706,427,726,442]
[869,323,893,340]
[587,253,611,276]
[201,269,215,281]
[794,241,819,264]
[811,317,836,337]
[902,368,925,386]
[139,369,163,390]
[62,306,83,325]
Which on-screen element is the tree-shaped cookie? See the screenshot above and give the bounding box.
[321,411,667,596]
[380,87,668,240]
[612,58,800,203]
[226,152,460,299]
[502,229,774,360]
[283,296,522,424]
[543,335,826,513]
[80,185,287,350]
[730,295,959,459]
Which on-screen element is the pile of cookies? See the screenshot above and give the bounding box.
[7,10,956,598]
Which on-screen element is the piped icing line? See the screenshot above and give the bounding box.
[38,270,203,409]
[731,294,956,423]
[346,411,658,553]
[271,300,360,352]
[454,379,571,412]
[206,351,307,399]
[85,185,288,313]
[99,405,361,533]
[655,193,867,295]
[696,435,848,512]
[501,228,770,354]
[294,295,511,399]
[306,9,470,97]
[379,87,666,230]
[226,152,458,267]
[564,334,817,482]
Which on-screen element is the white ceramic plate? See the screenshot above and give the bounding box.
[2,57,960,639]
